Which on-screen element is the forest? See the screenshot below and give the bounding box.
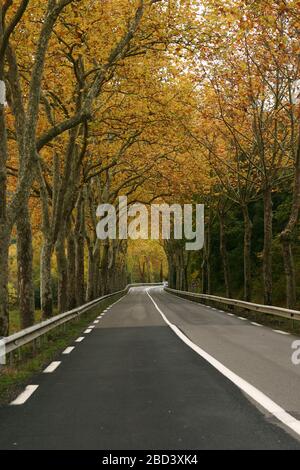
[0,0,300,337]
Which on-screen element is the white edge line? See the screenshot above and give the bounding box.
[75,336,84,342]
[84,329,92,334]
[11,385,39,405]
[238,316,248,321]
[251,322,263,327]
[147,288,300,438]
[43,361,61,373]
[63,346,75,354]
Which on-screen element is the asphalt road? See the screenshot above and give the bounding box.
[0,286,299,450]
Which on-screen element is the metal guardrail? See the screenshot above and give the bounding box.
[165,287,300,321]
[4,283,163,355]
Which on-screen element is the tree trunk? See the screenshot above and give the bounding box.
[86,245,94,302]
[40,240,53,319]
[75,195,85,306]
[0,227,10,336]
[202,214,211,294]
[160,262,163,282]
[207,209,212,294]
[263,187,273,305]
[219,211,232,298]
[75,234,85,306]
[201,250,207,294]
[93,245,101,298]
[167,253,176,288]
[0,89,9,336]
[279,126,300,309]
[281,236,296,309]
[56,232,68,313]
[17,205,35,329]
[242,204,253,302]
[67,231,77,309]
[100,241,110,295]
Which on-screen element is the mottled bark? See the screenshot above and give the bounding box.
[0,104,9,335]
[55,232,68,313]
[0,227,9,335]
[86,245,94,302]
[75,195,85,306]
[17,204,35,329]
[75,236,85,306]
[67,231,77,309]
[93,246,101,298]
[206,213,212,295]
[160,262,163,282]
[242,204,253,302]
[263,187,273,305]
[201,213,211,294]
[40,240,53,319]
[201,250,207,294]
[219,211,232,298]
[100,241,110,296]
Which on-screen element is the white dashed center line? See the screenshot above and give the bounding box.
[63,346,75,354]
[11,385,39,405]
[43,361,61,373]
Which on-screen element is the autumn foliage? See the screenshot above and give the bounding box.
[0,0,300,335]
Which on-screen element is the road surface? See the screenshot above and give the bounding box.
[0,286,299,450]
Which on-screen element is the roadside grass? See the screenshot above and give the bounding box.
[0,294,124,405]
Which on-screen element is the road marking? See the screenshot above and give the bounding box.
[75,337,84,342]
[227,313,234,317]
[88,325,95,329]
[93,320,99,324]
[43,361,61,373]
[147,288,300,438]
[11,385,39,405]
[238,316,247,321]
[251,322,263,327]
[273,330,290,335]
[63,346,75,354]
[84,329,92,334]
